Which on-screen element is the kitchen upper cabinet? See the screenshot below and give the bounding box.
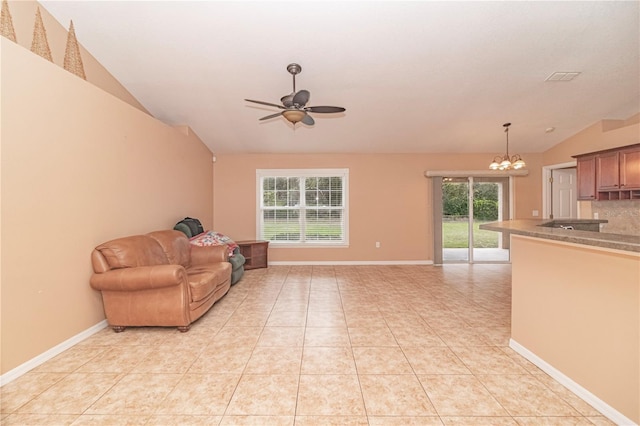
[596,151,620,191]
[574,144,640,201]
[620,145,640,189]
[576,155,596,200]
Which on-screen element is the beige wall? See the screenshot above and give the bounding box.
[7,0,149,114]
[511,235,639,423]
[543,115,640,165]
[213,153,542,263]
[1,39,213,374]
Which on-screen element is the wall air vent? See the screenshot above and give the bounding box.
[545,72,581,82]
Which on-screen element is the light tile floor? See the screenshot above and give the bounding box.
[1,265,615,425]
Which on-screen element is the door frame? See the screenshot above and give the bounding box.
[542,161,577,219]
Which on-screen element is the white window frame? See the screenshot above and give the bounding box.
[256,168,349,248]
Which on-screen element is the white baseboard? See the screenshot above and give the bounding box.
[0,320,108,387]
[509,338,636,426]
[268,260,434,266]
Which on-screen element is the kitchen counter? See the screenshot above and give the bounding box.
[481,220,640,424]
[480,219,640,253]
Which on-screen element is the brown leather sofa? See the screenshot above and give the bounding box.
[90,230,231,332]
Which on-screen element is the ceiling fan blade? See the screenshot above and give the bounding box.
[280,94,294,108]
[292,90,310,107]
[301,113,315,126]
[245,99,285,109]
[306,106,346,113]
[259,112,284,121]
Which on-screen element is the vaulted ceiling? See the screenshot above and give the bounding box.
[42,1,639,155]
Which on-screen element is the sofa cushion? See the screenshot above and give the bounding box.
[148,230,192,268]
[186,262,232,302]
[95,235,168,270]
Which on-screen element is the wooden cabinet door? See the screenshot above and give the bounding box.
[620,146,640,190]
[576,156,596,200]
[596,151,620,190]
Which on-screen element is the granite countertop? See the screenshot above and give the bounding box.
[480,219,640,253]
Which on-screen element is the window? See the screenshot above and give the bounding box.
[256,169,349,246]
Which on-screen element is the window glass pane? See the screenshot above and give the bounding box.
[290,191,300,206]
[263,209,300,241]
[263,190,275,207]
[306,190,317,206]
[288,177,299,190]
[305,208,343,241]
[263,177,275,191]
[305,177,318,190]
[318,177,330,190]
[330,177,342,191]
[276,177,288,190]
[275,191,287,206]
[317,189,330,206]
[330,190,342,207]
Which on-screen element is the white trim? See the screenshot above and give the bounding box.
[425,170,528,177]
[269,260,433,266]
[0,320,108,387]
[542,161,577,219]
[509,176,515,220]
[509,338,636,426]
[257,168,349,177]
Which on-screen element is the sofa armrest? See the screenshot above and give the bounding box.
[190,244,228,265]
[90,265,187,292]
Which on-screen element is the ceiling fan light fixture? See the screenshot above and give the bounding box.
[282,109,306,124]
[489,123,526,171]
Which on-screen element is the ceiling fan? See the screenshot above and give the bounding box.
[245,63,346,126]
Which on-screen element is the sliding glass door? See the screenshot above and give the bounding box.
[435,176,509,264]
[441,178,470,262]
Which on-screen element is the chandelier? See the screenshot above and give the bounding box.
[489,123,526,170]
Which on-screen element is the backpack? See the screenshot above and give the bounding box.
[174,217,204,238]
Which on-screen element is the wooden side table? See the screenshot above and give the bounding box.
[236,240,269,269]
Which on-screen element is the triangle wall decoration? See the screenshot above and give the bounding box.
[31,7,53,62]
[1,0,16,42]
[64,20,86,80]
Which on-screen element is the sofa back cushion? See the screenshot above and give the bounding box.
[147,230,192,268]
[93,235,169,272]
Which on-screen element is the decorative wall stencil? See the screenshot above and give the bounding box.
[64,20,86,80]
[1,0,16,42]
[31,7,53,62]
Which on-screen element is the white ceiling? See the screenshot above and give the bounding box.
[41,1,639,155]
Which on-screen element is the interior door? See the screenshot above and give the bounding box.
[551,168,577,219]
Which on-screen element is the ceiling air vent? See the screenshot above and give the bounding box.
[545,72,581,82]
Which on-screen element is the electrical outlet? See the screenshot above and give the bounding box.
[532,210,539,217]
[375,241,380,248]
[594,212,599,219]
